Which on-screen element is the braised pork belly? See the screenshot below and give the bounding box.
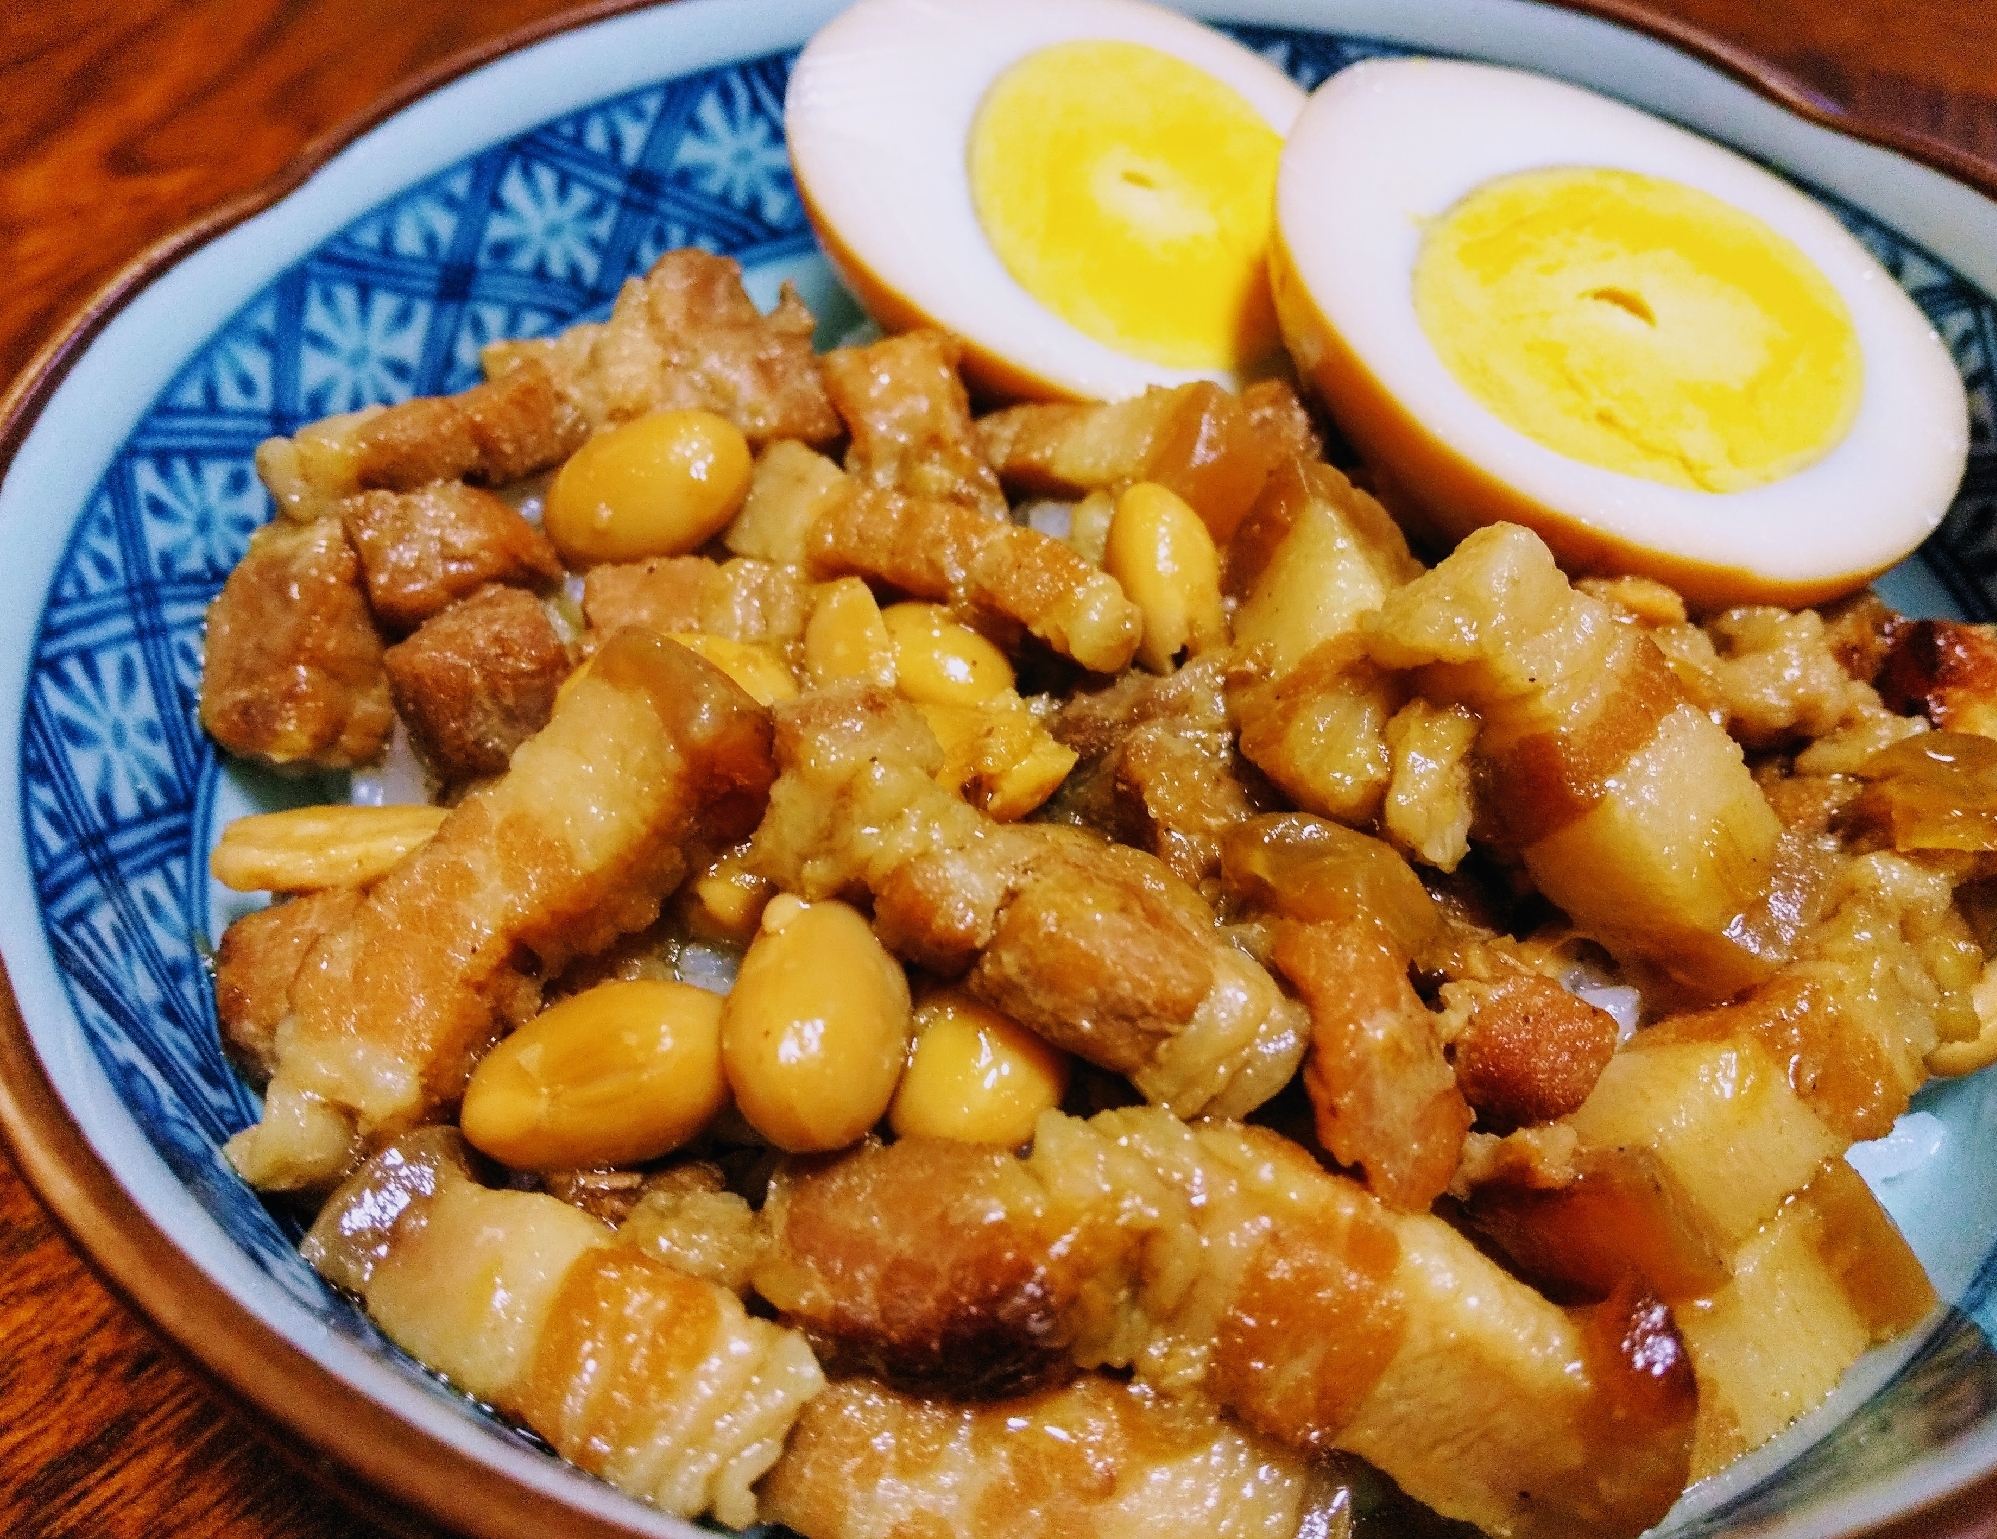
[195,244,1991,1537]
[760,1374,1341,1539]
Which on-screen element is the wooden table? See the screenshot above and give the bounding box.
[2,1,1996,1535]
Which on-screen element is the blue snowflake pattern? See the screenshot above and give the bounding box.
[671,73,793,227]
[21,731,75,879]
[133,457,267,582]
[568,92,664,167]
[341,167,471,261]
[38,648,176,825]
[166,320,274,414]
[163,623,206,716]
[47,490,126,606]
[480,160,612,285]
[299,282,427,416]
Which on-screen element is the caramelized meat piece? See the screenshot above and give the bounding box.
[724,439,854,566]
[756,1108,1695,1539]
[615,1164,766,1297]
[1223,459,1422,824]
[1046,653,1268,896]
[1381,698,1480,871]
[1138,380,1291,543]
[1220,814,1472,1209]
[821,330,1007,518]
[213,887,362,1084]
[976,389,1184,497]
[581,555,814,652]
[1450,973,1619,1130]
[1052,649,1242,763]
[1645,855,1979,1141]
[808,489,989,606]
[1272,919,1472,1211]
[962,831,1302,1119]
[1235,639,1406,827]
[1226,457,1421,665]
[1671,1159,1935,1477]
[260,252,839,519]
[969,839,1224,1078]
[487,248,840,446]
[748,686,1305,1118]
[1239,378,1322,466]
[1465,1145,1735,1308]
[225,629,775,1191]
[1463,1045,1934,1478]
[200,516,394,769]
[305,1129,821,1527]
[351,361,577,494]
[1372,525,1785,1006]
[757,1137,1073,1395]
[810,489,1141,673]
[1818,589,1902,685]
[1651,605,1881,749]
[760,1375,1339,1539]
[519,1247,817,1522]
[384,585,571,781]
[1468,1035,1845,1295]
[1878,616,1997,738]
[341,481,560,631]
[255,359,584,520]
[977,380,1312,542]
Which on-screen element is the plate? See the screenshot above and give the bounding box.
[2,1,1996,1536]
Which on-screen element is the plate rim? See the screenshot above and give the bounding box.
[2,1,1996,1535]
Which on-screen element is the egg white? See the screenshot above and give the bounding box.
[785,0,1305,402]
[1272,58,1969,605]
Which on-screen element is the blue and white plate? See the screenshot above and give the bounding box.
[2,2,1994,1535]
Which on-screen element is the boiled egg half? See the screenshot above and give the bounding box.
[1272,59,1969,606]
[786,0,1305,401]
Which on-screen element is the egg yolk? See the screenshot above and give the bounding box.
[969,40,1283,374]
[1413,167,1863,493]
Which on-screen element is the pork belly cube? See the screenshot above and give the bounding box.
[1878,617,1997,738]
[342,481,561,632]
[200,517,394,768]
[1463,1035,1846,1304]
[580,555,814,651]
[759,1375,1335,1539]
[820,330,1007,518]
[213,887,362,1084]
[1675,1159,1935,1477]
[807,489,1141,674]
[486,249,841,448]
[384,584,570,780]
[1450,972,1620,1131]
[349,359,582,494]
[724,440,854,567]
[255,358,584,520]
[306,1129,823,1527]
[977,380,1317,544]
[1370,524,1785,1007]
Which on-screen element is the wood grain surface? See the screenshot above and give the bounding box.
[2,1,1996,1536]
